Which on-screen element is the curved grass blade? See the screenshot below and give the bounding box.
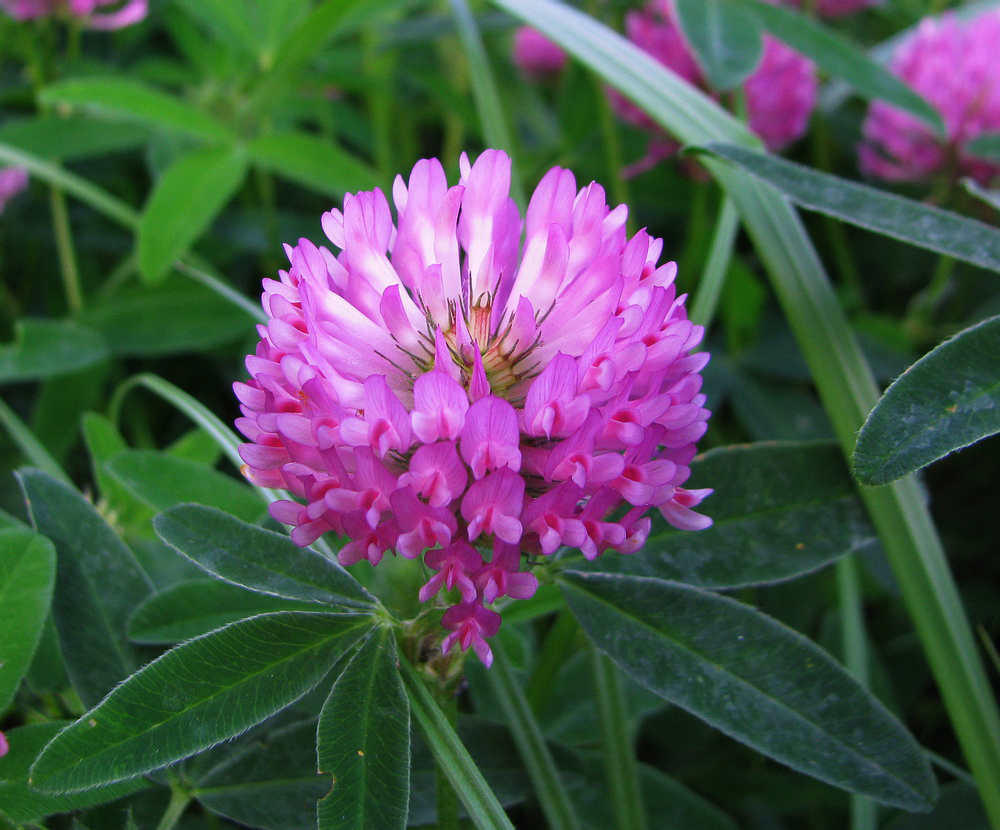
[30,611,371,793]
[854,315,1000,485]
[561,571,937,810]
[675,0,762,91]
[318,627,410,830]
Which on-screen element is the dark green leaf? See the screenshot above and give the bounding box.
[17,470,152,707]
[0,320,108,385]
[81,414,152,530]
[854,316,1000,485]
[127,578,317,644]
[79,281,254,357]
[0,115,150,161]
[0,529,56,711]
[30,611,371,793]
[318,628,410,830]
[883,781,989,830]
[735,0,943,135]
[40,78,234,143]
[704,143,1000,275]
[106,451,264,524]
[579,442,874,588]
[964,131,1000,162]
[154,504,375,609]
[674,0,762,91]
[248,132,379,198]
[561,572,937,810]
[138,146,248,283]
[195,717,329,830]
[0,723,147,823]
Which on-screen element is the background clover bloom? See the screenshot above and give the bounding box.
[236,150,711,665]
[0,167,28,215]
[512,25,567,79]
[610,0,817,176]
[859,10,1000,185]
[0,0,146,29]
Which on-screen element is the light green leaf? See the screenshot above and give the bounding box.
[702,143,1000,275]
[853,315,1000,485]
[154,504,375,609]
[318,628,410,830]
[580,441,875,588]
[675,0,762,91]
[964,131,1000,161]
[248,132,379,198]
[561,572,937,810]
[0,320,108,385]
[0,529,56,712]
[17,470,152,708]
[0,116,149,161]
[40,77,234,143]
[106,451,264,524]
[138,146,248,283]
[127,578,316,644]
[30,611,372,793]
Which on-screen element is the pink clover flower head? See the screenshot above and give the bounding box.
[859,10,1000,185]
[512,26,567,78]
[0,167,28,214]
[236,150,712,664]
[609,0,817,171]
[1,0,145,28]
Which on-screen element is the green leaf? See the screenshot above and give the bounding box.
[17,470,152,708]
[154,504,375,609]
[79,281,254,357]
[0,115,150,161]
[580,441,875,588]
[171,0,260,59]
[127,578,317,644]
[106,451,265,524]
[0,723,147,823]
[30,611,372,793]
[318,628,410,830]
[40,77,234,143]
[81,413,151,530]
[963,131,1000,162]
[674,0,762,91]
[853,316,1000,485]
[138,146,248,283]
[734,0,944,135]
[0,529,56,712]
[248,132,379,198]
[702,143,1000,275]
[0,319,108,385]
[561,572,937,810]
[194,717,329,830]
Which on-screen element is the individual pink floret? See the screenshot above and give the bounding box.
[860,10,1000,185]
[236,150,711,664]
[0,168,28,215]
[609,0,817,175]
[512,25,567,79]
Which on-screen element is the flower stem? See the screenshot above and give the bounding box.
[488,641,582,830]
[525,609,579,713]
[48,185,83,313]
[589,645,648,830]
[155,785,191,830]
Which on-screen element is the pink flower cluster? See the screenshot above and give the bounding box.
[512,26,567,78]
[611,0,817,175]
[0,167,28,215]
[860,10,1000,185]
[1,0,146,29]
[236,150,711,665]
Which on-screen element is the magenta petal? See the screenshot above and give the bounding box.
[412,370,470,443]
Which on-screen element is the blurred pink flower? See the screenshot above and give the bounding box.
[512,26,567,78]
[0,730,8,758]
[860,10,1000,185]
[236,150,711,665]
[0,167,28,214]
[0,0,146,29]
[781,0,877,16]
[610,0,817,175]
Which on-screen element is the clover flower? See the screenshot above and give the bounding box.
[859,10,1000,185]
[236,150,711,666]
[1,0,146,29]
[0,167,28,215]
[512,26,568,79]
[610,0,817,176]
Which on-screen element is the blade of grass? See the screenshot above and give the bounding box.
[590,645,648,830]
[488,2,1000,825]
[487,641,582,830]
[0,398,72,486]
[398,659,516,830]
[689,195,739,330]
